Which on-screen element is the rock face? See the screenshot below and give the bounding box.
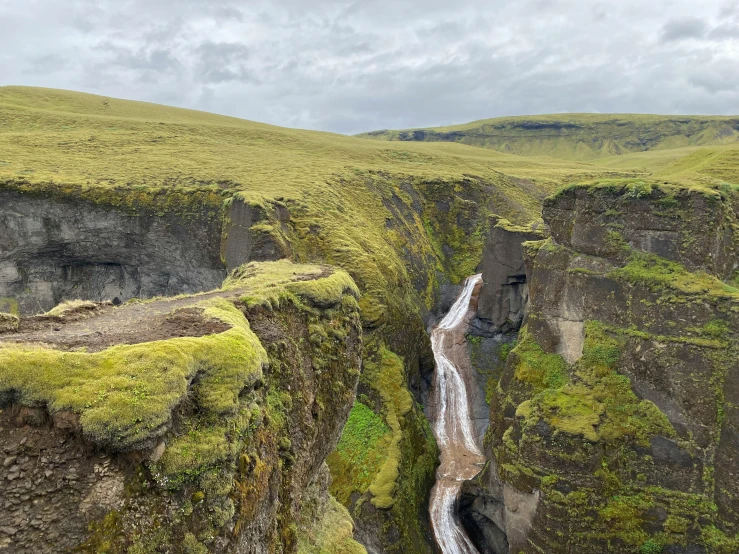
[0,189,225,314]
[463,182,739,553]
[0,262,362,553]
[476,218,544,334]
[0,188,290,315]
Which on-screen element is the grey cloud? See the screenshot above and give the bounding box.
[0,0,737,135]
[210,6,244,21]
[660,16,708,42]
[688,61,739,93]
[195,42,255,84]
[719,2,738,18]
[99,44,182,73]
[708,23,739,40]
[661,16,708,42]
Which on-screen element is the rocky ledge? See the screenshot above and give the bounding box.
[0,260,363,554]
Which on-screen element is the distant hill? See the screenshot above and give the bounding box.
[358,114,739,161]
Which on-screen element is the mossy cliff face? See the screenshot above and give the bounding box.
[0,261,363,554]
[0,87,636,553]
[0,166,552,554]
[464,181,739,553]
[228,171,550,553]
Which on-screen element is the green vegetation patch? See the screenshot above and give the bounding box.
[0,298,20,317]
[297,496,367,554]
[44,299,99,317]
[0,312,19,333]
[224,259,359,310]
[365,348,414,509]
[512,327,569,391]
[609,251,739,302]
[327,402,392,504]
[515,322,673,444]
[0,299,267,450]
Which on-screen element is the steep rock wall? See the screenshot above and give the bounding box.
[476,217,545,334]
[0,186,291,315]
[0,189,225,314]
[465,181,739,553]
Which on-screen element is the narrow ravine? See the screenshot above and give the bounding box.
[429,274,485,554]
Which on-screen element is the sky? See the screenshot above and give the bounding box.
[1,0,738,135]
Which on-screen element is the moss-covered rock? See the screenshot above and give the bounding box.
[466,182,739,553]
[0,261,362,553]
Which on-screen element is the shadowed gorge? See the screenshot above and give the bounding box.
[1,86,739,554]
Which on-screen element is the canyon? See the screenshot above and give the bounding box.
[1,86,739,553]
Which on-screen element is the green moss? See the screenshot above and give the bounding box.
[599,494,651,546]
[366,348,413,509]
[0,298,20,317]
[516,321,674,445]
[639,539,663,554]
[182,533,208,554]
[610,251,739,302]
[702,525,739,554]
[0,299,266,450]
[297,496,367,554]
[536,385,604,442]
[512,328,569,391]
[327,402,392,504]
[224,259,359,310]
[0,312,19,333]
[495,217,538,234]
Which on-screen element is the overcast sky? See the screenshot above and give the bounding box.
[1,0,738,134]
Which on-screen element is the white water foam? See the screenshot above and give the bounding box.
[429,274,484,554]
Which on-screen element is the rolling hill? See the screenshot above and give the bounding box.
[359,113,739,162]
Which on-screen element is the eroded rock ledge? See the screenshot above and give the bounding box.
[463,181,739,554]
[0,260,363,553]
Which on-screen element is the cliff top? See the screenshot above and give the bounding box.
[0,260,358,451]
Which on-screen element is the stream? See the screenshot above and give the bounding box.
[429,274,485,554]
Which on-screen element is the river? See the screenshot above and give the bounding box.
[429,274,485,554]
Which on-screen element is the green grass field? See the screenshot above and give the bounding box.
[359,112,739,165]
[0,86,613,199]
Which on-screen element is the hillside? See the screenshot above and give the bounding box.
[359,113,739,162]
[0,86,637,554]
[3,87,739,554]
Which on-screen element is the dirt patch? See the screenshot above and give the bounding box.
[248,313,287,344]
[3,307,230,352]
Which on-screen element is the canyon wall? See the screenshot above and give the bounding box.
[463,181,739,553]
[0,187,291,316]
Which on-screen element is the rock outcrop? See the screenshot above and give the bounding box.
[476,217,545,335]
[463,181,739,553]
[0,185,291,315]
[0,261,363,553]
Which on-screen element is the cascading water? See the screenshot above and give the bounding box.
[429,274,485,554]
